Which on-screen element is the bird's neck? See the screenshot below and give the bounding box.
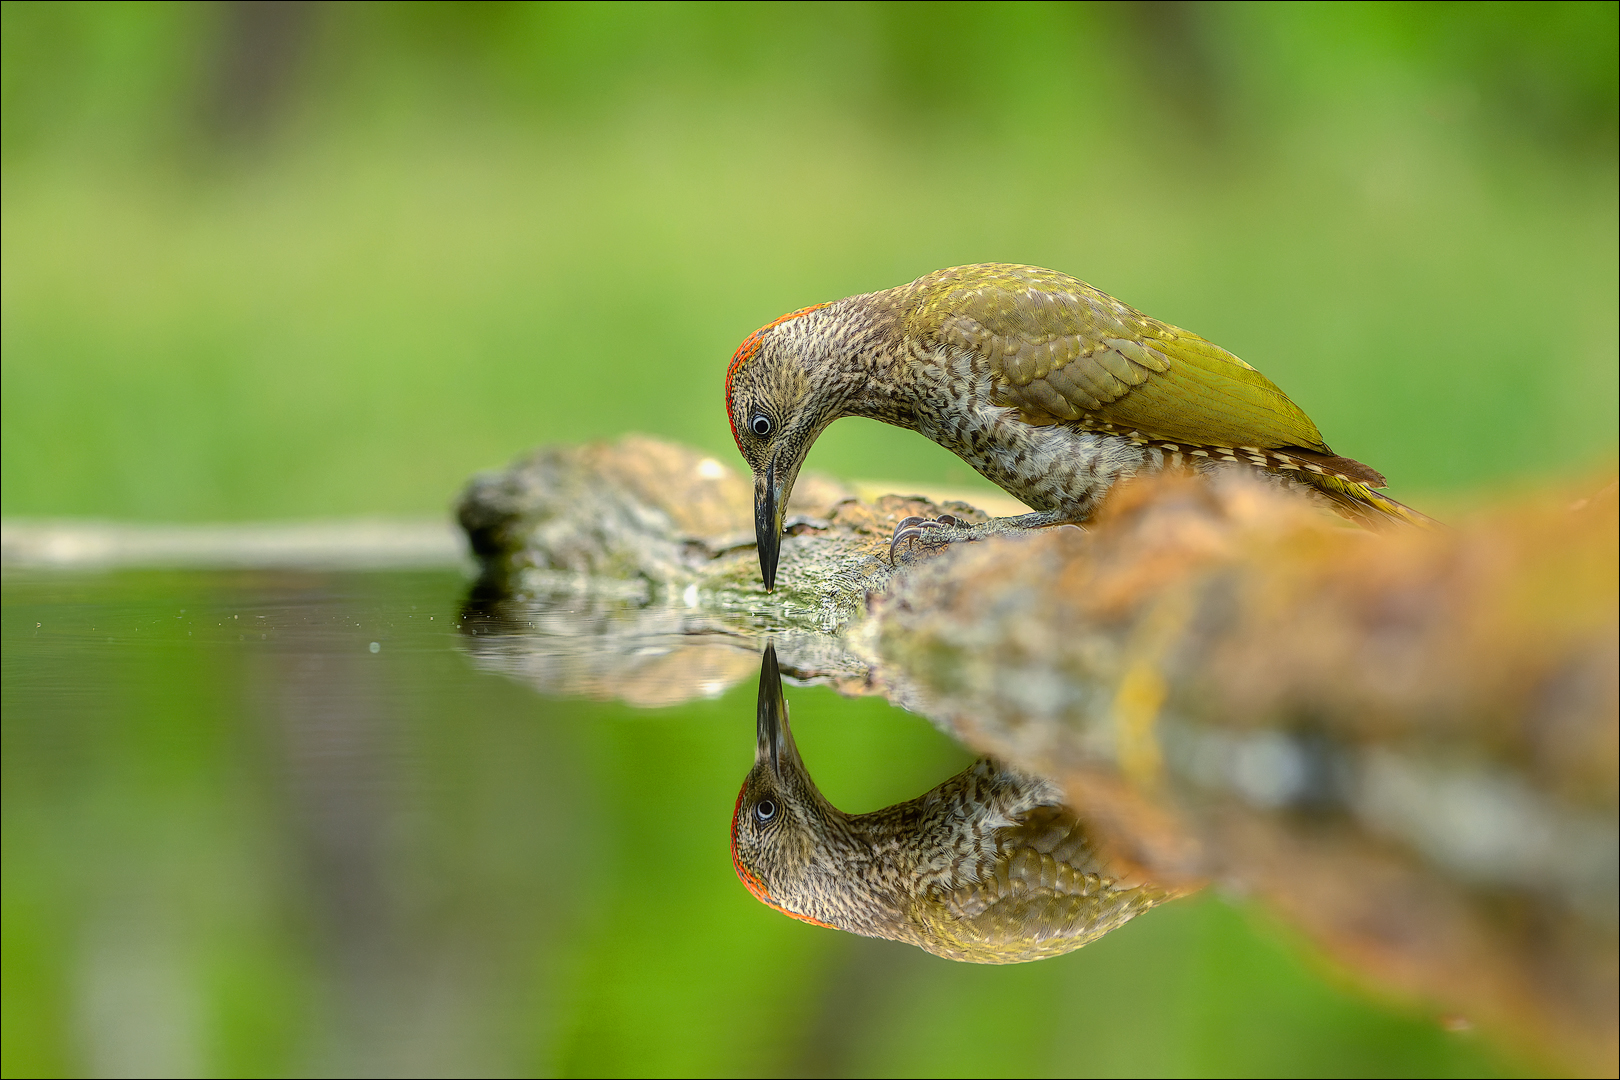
[786,812,914,941]
[792,761,1063,943]
[807,294,919,429]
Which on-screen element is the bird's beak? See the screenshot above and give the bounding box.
[755,643,793,778]
[754,459,786,592]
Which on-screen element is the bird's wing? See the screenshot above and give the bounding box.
[910,847,1166,963]
[905,263,1331,453]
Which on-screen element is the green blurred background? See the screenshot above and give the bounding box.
[1,3,1616,1078]
[2,0,1615,520]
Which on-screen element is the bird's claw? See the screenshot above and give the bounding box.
[888,514,967,564]
[889,516,928,560]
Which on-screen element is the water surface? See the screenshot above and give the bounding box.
[2,568,1513,1077]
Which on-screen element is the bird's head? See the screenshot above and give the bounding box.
[724,303,839,591]
[730,644,842,929]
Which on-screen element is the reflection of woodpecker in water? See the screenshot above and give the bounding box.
[731,645,1179,963]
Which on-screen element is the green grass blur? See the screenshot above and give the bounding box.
[2,1,1615,521]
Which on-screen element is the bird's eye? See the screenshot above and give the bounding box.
[754,799,777,823]
[750,414,773,437]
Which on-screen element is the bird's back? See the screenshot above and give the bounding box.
[890,264,1429,529]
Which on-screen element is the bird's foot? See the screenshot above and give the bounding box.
[888,510,1077,565]
[888,513,972,564]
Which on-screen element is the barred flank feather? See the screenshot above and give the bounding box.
[1097,422,1437,529]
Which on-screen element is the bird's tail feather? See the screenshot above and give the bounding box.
[1308,474,1440,530]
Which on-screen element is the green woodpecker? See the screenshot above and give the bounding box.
[725,263,1429,589]
[731,645,1175,963]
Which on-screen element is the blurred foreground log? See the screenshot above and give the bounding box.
[868,471,1618,1075]
[459,437,1617,1073]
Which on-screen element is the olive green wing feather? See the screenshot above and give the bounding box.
[909,846,1168,964]
[906,263,1330,453]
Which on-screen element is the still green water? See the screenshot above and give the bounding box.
[2,568,1515,1078]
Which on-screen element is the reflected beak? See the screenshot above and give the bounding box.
[755,643,790,777]
[754,460,785,592]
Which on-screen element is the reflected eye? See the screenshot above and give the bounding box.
[754,799,777,823]
[750,414,773,437]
